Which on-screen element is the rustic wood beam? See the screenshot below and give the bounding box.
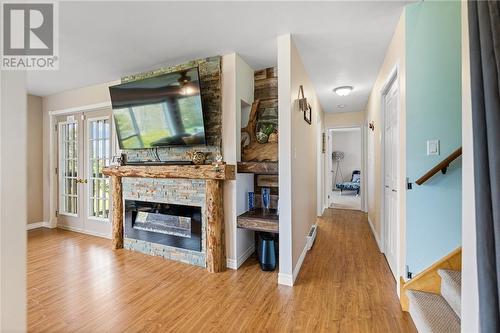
[111,175,123,249]
[103,164,235,181]
[205,179,225,273]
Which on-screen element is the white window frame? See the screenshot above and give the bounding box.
[58,120,79,218]
[86,115,112,222]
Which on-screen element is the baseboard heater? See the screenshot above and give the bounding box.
[307,224,317,250]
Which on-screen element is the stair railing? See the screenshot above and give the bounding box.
[415,147,462,185]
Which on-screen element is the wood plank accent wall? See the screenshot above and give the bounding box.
[251,67,279,208]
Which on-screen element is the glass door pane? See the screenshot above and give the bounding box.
[88,118,111,220]
[59,122,79,216]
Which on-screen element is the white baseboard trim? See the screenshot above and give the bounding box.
[227,245,256,270]
[26,221,51,230]
[292,240,309,283]
[57,225,111,240]
[226,258,237,270]
[237,245,255,268]
[278,237,311,287]
[368,216,382,252]
[278,273,294,286]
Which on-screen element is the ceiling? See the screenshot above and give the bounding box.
[27,1,408,113]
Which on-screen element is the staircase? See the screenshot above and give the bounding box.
[407,269,461,332]
[400,248,462,333]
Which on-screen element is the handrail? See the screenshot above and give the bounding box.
[415,147,462,185]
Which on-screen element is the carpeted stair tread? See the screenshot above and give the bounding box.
[407,290,460,333]
[438,269,461,317]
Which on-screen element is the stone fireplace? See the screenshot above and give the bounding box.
[103,164,234,272]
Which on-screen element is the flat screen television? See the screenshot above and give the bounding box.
[109,67,206,149]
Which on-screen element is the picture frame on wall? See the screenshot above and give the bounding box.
[304,104,312,125]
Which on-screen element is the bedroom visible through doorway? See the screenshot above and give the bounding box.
[327,127,362,210]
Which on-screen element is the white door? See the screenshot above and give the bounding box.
[383,79,399,279]
[57,109,113,238]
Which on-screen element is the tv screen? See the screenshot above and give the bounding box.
[109,67,206,149]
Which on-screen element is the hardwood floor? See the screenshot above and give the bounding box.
[28,209,416,332]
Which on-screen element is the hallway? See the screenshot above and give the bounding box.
[28,209,415,332]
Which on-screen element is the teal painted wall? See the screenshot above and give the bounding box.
[406,1,462,274]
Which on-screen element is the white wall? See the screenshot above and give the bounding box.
[222,53,255,268]
[330,128,361,182]
[0,71,27,332]
[325,111,365,128]
[27,95,44,225]
[461,1,479,331]
[278,34,323,286]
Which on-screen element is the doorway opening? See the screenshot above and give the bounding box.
[327,127,362,211]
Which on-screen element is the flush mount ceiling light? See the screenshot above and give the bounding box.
[337,104,346,109]
[334,86,353,96]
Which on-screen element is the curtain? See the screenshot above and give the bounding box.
[469,1,500,331]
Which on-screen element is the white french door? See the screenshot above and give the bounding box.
[56,109,114,238]
[383,78,399,280]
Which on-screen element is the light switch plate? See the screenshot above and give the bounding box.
[427,139,440,155]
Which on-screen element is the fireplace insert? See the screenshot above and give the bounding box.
[125,200,202,252]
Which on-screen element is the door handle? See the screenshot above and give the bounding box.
[385,185,390,188]
[392,189,397,192]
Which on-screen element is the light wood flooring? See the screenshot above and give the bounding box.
[28,209,416,332]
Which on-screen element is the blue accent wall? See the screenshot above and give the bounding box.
[406,1,462,274]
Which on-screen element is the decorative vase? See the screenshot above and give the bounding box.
[262,187,270,210]
[256,131,269,144]
[248,192,255,211]
[190,151,206,165]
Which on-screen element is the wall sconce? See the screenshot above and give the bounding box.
[368,121,375,131]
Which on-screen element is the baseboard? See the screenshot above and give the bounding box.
[227,245,256,270]
[237,245,255,268]
[26,221,51,230]
[292,240,309,283]
[368,216,382,252]
[278,273,294,286]
[226,258,237,270]
[57,225,111,239]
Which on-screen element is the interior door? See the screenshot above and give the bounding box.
[56,109,114,238]
[383,79,399,279]
[56,113,83,230]
[84,109,113,237]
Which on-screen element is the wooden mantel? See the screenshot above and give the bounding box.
[102,164,235,273]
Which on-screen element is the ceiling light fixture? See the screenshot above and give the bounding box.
[337,104,346,109]
[334,86,353,96]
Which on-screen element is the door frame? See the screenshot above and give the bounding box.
[48,102,113,236]
[324,125,367,212]
[379,63,403,288]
